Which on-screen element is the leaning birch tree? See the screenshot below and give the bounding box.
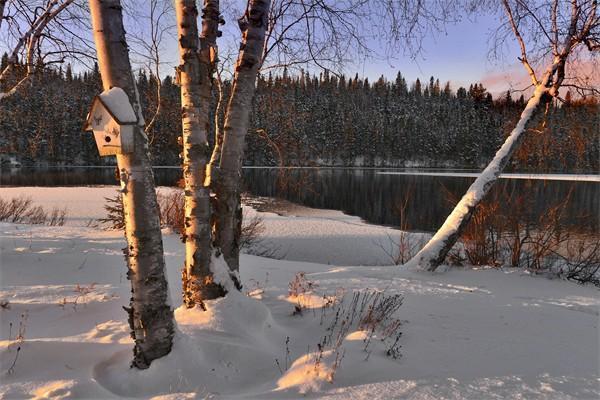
[406,0,599,271]
[89,0,174,368]
[175,0,229,308]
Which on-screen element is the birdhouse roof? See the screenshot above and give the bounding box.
[84,87,138,130]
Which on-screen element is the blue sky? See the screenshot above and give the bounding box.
[153,6,528,97]
[353,13,527,96]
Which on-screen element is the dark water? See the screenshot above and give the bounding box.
[1,167,598,233]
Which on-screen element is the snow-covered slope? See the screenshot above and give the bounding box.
[0,186,426,266]
[0,187,598,399]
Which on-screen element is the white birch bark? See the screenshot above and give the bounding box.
[176,0,225,308]
[89,0,174,369]
[214,0,270,274]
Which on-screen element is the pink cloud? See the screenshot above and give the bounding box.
[481,57,599,98]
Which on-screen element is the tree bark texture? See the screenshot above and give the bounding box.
[175,0,225,308]
[214,0,270,274]
[89,0,174,369]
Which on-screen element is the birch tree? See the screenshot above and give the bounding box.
[175,0,230,308]
[406,0,599,271]
[210,0,271,275]
[204,0,470,277]
[89,0,174,368]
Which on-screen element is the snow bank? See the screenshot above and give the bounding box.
[0,186,598,398]
[0,186,424,266]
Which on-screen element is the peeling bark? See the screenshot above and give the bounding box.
[176,0,226,308]
[214,0,270,274]
[89,0,174,369]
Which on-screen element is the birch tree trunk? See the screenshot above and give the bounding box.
[175,0,225,308]
[89,0,174,369]
[214,0,270,274]
[406,80,551,272]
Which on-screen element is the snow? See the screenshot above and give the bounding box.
[98,87,138,124]
[0,186,429,266]
[377,171,600,182]
[0,186,598,399]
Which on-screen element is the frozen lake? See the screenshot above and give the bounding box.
[1,166,598,232]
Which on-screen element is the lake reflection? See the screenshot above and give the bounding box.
[1,167,597,233]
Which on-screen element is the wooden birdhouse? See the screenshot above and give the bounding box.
[84,87,138,156]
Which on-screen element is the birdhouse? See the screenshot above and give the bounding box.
[84,87,138,156]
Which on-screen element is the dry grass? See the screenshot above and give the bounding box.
[450,186,600,286]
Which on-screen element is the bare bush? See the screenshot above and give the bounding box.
[157,190,185,234]
[101,190,273,258]
[555,236,600,286]
[449,185,600,286]
[313,289,404,378]
[462,200,503,267]
[279,283,404,383]
[0,197,32,222]
[330,290,404,359]
[378,188,424,265]
[288,272,317,297]
[288,272,318,315]
[47,207,67,226]
[240,214,266,250]
[0,196,66,226]
[100,189,186,232]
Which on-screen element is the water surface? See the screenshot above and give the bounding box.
[1,166,597,233]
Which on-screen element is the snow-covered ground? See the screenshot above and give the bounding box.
[0,187,598,399]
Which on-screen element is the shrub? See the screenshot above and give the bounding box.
[450,185,600,286]
[100,190,271,255]
[0,196,66,226]
[157,190,185,233]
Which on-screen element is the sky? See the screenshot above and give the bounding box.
[121,1,529,98]
[0,2,535,98]
[162,8,529,97]
[352,13,528,96]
